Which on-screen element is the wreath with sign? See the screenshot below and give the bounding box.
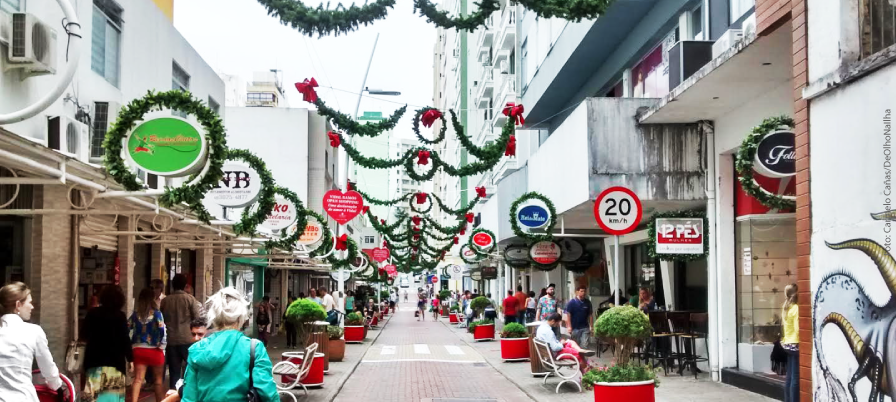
[227,149,276,236]
[645,210,709,262]
[529,241,561,271]
[305,210,333,257]
[468,228,496,256]
[734,116,797,210]
[263,186,307,251]
[509,192,557,243]
[459,244,484,264]
[256,0,396,38]
[103,90,226,223]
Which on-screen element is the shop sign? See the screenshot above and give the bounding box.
[125,117,207,177]
[503,245,530,268]
[207,161,261,208]
[753,130,796,178]
[470,269,482,281]
[330,270,351,282]
[447,264,464,280]
[594,186,643,235]
[323,190,364,224]
[564,251,595,272]
[517,204,550,228]
[655,218,704,254]
[472,232,494,248]
[260,195,297,231]
[529,241,562,265]
[296,220,323,245]
[558,238,584,262]
[372,247,391,263]
[481,265,498,280]
[384,264,397,276]
[743,248,752,275]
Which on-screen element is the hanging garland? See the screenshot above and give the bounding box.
[734,116,797,210]
[515,0,615,22]
[264,186,307,251]
[305,210,334,258]
[459,244,484,264]
[256,0,396,38]
[645,210,709,262]
[328,235,360,270]
[413,107,447,145]
[450,110,514,163]
[103,90,226,223]
[409,192,433,214]
[508,192,557,243]
[314,98,406,137]
[468,227,496,256]
[412,0,500,32]
[432,191,481,216]
[226,149,277,236]
[356,188,412,207]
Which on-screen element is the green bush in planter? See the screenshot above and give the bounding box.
[500,322,527,338]
[582,364,659,389]
[449,305,459,313]
[327,325,344,340]
[470,296,490,314]
[285,299,327,348]
[380,290,391,300]
[438,290,451,300]
[586,305,657,386]
[345,312,364,326]
[467,318,494,334]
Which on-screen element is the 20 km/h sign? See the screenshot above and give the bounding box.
[594,186,643,235]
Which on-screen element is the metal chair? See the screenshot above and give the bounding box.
[533,339,582,393]
[272,342,319,396]
[647,311,675,375]
[679,313,710,378]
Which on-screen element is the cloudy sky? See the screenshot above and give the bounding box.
[173,0,439,136]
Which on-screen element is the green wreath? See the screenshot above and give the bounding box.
[226,149,277,236]
[263,186,307,251]
[734,116,797,210]
[256,0,396,38]
[509,192,557,243]
[412,107,447,145]
[327,235,360,270]
[409,192,433,214]
[529,241,561,271]
[103,90,226,223]
[468,228,496,256]
[305,210,334,258]
[646,210,709,262]
[459,244,483,264]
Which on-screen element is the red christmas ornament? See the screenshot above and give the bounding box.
[505,134,516,156]
[380,219,386,225]
[475,186,486,198]
[421,109,442,128]
[460,227,466,235]
[414,234,420,241]
[295,78,319,103]
[335,234,348,251]
[362,206,369,214]
[417,150,431,165]
[327,131,341,147]
[415,192,428,204]
[502,102,525,125]
[412,216,422,225]
[465,212,474,223]
[453,236,459,245]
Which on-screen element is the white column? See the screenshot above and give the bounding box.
[604,240,617,299]
[715,153,738,373]
[659,260,676,310]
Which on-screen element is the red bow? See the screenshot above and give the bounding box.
[417,150,431,165]
[412,247,418,251]
[421,109,442,128]
[380,219,386,225]
[502,102,525,125]
[378,268,386,276]
[460,227,466,235]
[415,192,427,204]
[465,212,474,223]
[335,234,348,251]
[295,78,319,103]
[475,186,486,198]
[413,226,421,232]
[362,206,369,214]
[412,216,421,225]
[327,131,340,147]
[346,181,353,191]
[453,236,459,245]
[413,234,420,241]
[505,134,516,156]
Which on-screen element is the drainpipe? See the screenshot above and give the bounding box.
[703,121,721,381]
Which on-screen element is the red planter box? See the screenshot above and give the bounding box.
[383,307,389,315]
[473,324,495,341]
[500,338,530,361]
[344,325,366,343]
[593,381,655,402]
[371,316,379,326]
[449,313,460,324]
[281,352,325,387]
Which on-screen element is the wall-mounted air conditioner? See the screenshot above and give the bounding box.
[499,60,509,74]
[742,13,757,37]
[5,13,57,77]
[452,48,459,58]
[48,116,89,162]
[712,28,743,59]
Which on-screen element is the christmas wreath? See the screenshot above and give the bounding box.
[468,227,496,256]
[646,210,709,262]
[256,0,396,38]
[734,116,797,210]
[264,186,307,251]
[412,107,447,145]
[459,244,484,264]
[409,192,433,214]
[328,234,360,270]
[103,90,226,223]
[227,149,276,236]
[305,210,334,258]
[508,192,557,243]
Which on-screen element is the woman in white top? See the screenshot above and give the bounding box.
[0,282,69,402]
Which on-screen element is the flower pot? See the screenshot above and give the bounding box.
[328,338,345,362]
[500,338,530,361]
[281,352,325,387]
[344,325,366,343]
[473,323,495,341]
[370,315,379,327]
[383,307,389,315]
[449,313,460,324]
[593,380,656,402]
[440,308,449,317]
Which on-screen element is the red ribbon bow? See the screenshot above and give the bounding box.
[417,150,431,165]
[335,234,348,251]
[505,134,516,157]
[465,212,474,223]
[378,268,386,276]
[380,219,386,225]
[413,234,420,241]
[460,227,466,235]
[415,192,427,204]
[475,186,486,198]
[295,78,319,103]
[453,236,459,245]
[413,226,421,232]
[362,206,369,214]
[421,109,442,128]
[412,216,421,225]
[327,131,341,147]
[346,181,353,191]
[502,102,525,126]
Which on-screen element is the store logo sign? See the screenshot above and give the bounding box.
[126,117,206,177]
[260,195,297,231]
[207,161,261,208]
[656,218,704,255]
[754,130,796,178]
[517,205,550,228]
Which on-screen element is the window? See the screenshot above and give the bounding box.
[171,62,190,117]
[859,0,896,59]
[729,0,752,24]
[208,97,220,115]
[690,5,703,40]
[1,0,21,13]
[364,236,375,244]
[90,102,109,158]
[91,1,122,87]
[247,93,275,103]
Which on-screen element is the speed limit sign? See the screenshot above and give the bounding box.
[594,186,642,235]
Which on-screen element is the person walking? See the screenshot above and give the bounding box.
[513,286,527,324]
[320,287,337,325]
[255,296,273,346]
[282,297,297,349]
[344,290,355,313]
[502,290,519,325]
[417,292,426,321]
[782,284,800,402]
[0,282,69,402]
[525,291,537,323]
[82,285,133,402]
[535,285,558,322]
[483,293,497,321]
[130,288,167,402]
[160,274,201,390]
[565,285,594,348]
[308,288,322,305]
[151,279,165,309]
[178,287,279,402]
[431,296,439,321]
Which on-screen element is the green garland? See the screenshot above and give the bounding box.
[459,244,484,264]
[227,149,277,236]
[412,0,500,32]
[450,110,513,163]
[305,210,334,259]
[409,193,433,214]
[256,0,396,38]
[468,227,496,256]
[432,192,481,216]
[508,192,557,243]
[103,90,226,223]
[328,235,360,270]
[412,107,447,145]
[315,98,406,137]
[734,116,797,210]
[264,186,307,251]
[645,210,709,262]
[423,215,466,235]
[516,0,615,22]
[356,188,411,207]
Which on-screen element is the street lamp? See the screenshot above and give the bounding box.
[364,87,402,96]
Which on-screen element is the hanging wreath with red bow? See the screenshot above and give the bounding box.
[295,78,319,103]
[327,131,341,147]
[503,102,525,126]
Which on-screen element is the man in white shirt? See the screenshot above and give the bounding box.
[535,313,594,367]
[319,287,336,312]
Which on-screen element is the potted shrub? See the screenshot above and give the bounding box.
[449,305,460,324]
[344,312,366,343]
[470,296,490,318]
[585,305,658,402]
[499,322,529,361]
[438,290,451,317]
[327,326,345,362]
[469,319,495,341]
[285,299,327,349]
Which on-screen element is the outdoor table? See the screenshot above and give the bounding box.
[527,321,549,376]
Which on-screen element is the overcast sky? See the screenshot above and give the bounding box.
[173,0,438,138]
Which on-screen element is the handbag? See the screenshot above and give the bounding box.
[64,341,86,374]
[247,339,262,402]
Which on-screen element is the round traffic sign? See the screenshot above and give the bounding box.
[431,275,439,284]
[594,186,642,235]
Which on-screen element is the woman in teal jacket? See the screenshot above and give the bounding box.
[180,287,279,402]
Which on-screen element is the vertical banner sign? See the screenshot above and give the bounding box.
[323,190,364,225]
[125,117,207,177]
[655,218,704,254]
[594,187,643,306]
[261,195,297,230]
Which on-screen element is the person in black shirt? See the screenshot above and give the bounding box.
[82,285,133,402]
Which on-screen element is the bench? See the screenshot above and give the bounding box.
[533,339,582,393]
[272,342,318,397]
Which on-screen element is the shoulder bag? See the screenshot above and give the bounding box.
[247,339,262,402]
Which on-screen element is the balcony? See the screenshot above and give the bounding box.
[476,16,495,58]
[475,117,496,147]
[491,75,517,127]
[491,156,519,185]
[475,68,494,108]
[496,7,516,50]
[476,172,496,202]
[492,48,511,70]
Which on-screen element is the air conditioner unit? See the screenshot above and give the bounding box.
[452,48,459,58]
[499,60,509,74]
[6,13,57,76]
[712,28,743,59]
[48,116,89,162]
[742,13,757,37]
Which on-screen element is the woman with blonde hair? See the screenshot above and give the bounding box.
[781,283,799,402]
[178,287,278,402]
[0,282,69,402]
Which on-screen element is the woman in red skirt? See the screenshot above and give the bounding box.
[129,288,168,402]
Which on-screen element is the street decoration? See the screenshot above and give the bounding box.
[256,0,396,38]
[459,244,483,265]
[557,238,584,262]
[125,117,206,177]
[469,228,496,256]
[503,245,530,268]
[646,210,709,262]
[208,161,260,208]
[735,115,797,210]
[509,192,557,242]
[264,187,307,251]
[323,189,364,224]
[104,90,226,223]
[221,149,277,236]
[372,247,390,262]
[261,193,298,231]
[413,107,447,144]
[296,219,323,246]
[529,241,561,271]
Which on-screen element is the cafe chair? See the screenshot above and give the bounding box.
[679,313,710,379]
[272,342,318,396]
[533,339,582,394]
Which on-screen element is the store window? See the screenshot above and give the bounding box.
[729,0,753,24]
[1,0,21,13]
[91,0,122,88]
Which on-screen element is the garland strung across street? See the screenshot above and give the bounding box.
[734,115,797,210]
[264,186,307,251]
[413,107,447,145]
[226,148,277,236]
[645,210,709,262]
[256,0,396,38]
[313,96,406,137]
[508,192,557,243]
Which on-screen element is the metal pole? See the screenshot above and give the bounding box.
[614,235,620,306]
